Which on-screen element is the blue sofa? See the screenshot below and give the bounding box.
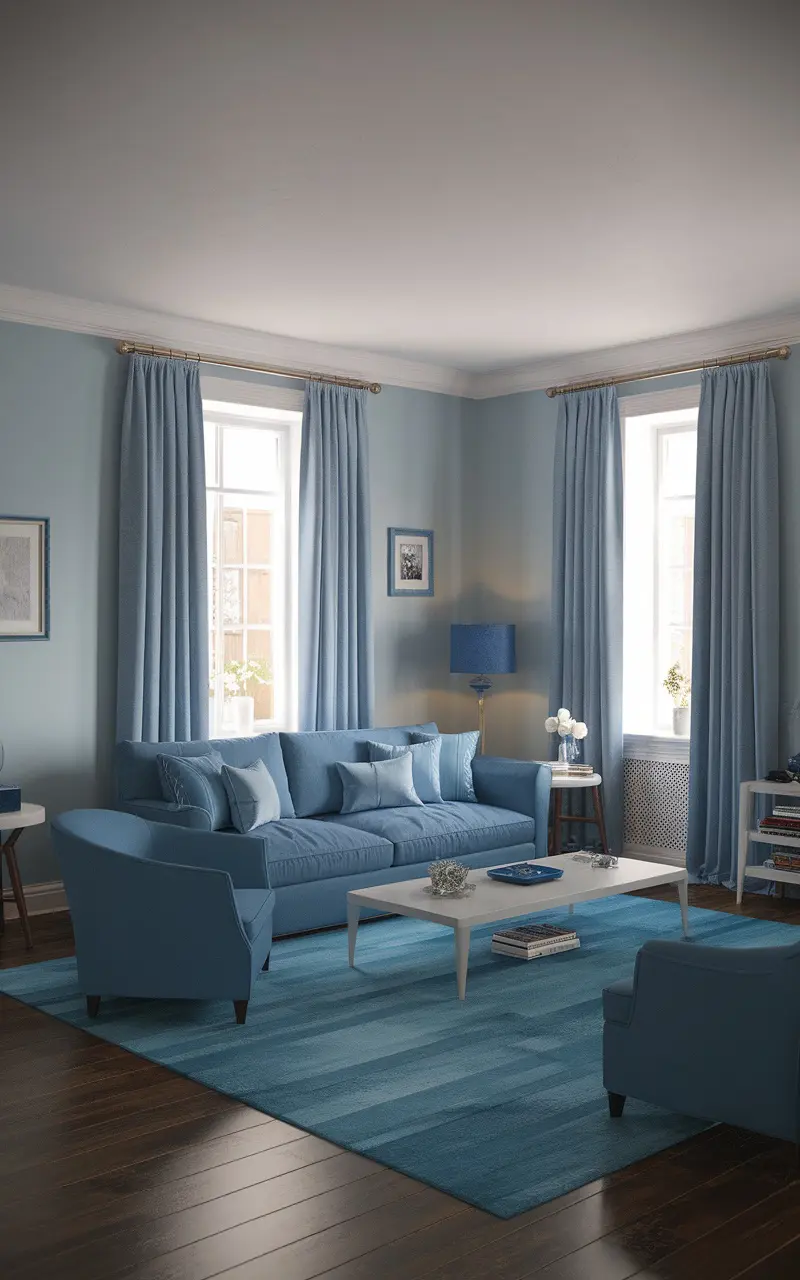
[116,723,551,936]
[603,937,800,1143]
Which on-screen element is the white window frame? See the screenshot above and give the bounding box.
[202,378,301,735]
[621,385,700,760]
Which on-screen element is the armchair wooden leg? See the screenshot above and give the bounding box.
[86,996,101,1018]
[608,1091,626,1118]
[233,999,249,1025]
[262,952,271,971]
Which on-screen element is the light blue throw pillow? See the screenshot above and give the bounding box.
[337,751,423,815]
[157,749,231,830]
[411,730,480,803]
[366,737,442,804]
[221,759,281,833]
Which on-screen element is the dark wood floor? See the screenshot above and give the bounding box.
[2,888,800,1279]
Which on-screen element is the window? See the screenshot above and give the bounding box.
[203,395,300,736]
[622,397,699,737]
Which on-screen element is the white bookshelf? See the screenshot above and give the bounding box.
[736,779,800,904]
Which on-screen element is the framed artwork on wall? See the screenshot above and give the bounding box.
[0,516,50,641]
[387,527,434,597]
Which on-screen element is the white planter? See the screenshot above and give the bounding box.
[228,695,255,736]
[673,705,690,737]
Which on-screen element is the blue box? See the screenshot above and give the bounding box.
[0,784,22,814]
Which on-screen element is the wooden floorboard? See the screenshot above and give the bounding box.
[0,890,798,1280]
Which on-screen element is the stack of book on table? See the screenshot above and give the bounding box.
[759,808,800,840]
[491,922,580,960]
[550,762,594,778]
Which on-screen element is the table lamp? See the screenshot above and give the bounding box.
[450,623,516,752]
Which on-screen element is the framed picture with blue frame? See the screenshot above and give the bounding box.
[387,527,434,597]
[0,515,50,641]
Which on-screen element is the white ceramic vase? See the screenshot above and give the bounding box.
[228,695,255,736]
[673,705,690,737]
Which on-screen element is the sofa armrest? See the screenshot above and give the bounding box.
[147,823,271,889]
[121,799,213,830]
[471,757,552,860]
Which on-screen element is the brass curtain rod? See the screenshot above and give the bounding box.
[117,341,382,394]
[546,344,791,397]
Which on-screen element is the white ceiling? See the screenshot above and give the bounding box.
[1,0,799,374]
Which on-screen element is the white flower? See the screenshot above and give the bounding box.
[557,707,572,724]
[573,721,588,740]
[544,716,559,732]
[558,719,576,737]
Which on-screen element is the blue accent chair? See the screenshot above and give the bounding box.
[52,810,275,1025]
[603,938,800,1144]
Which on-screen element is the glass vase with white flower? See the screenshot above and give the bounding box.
[212,658,271,736]
[544,708,588,766]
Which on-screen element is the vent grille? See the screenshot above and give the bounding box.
[624,757,690,852]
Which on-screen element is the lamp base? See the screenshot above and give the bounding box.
[469,676,492,753]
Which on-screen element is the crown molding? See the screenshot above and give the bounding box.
[0,281,797,401]
[466,310,800,399]
[0,283,473,398]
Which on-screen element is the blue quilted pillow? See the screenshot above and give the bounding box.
[157,749,231,830]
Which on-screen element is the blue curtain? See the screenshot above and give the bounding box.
[299,382,374,730]
[687,363,779,886]
[117,356,209,743]
[550,387,624,855]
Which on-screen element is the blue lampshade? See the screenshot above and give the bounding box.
[450,624,516,675]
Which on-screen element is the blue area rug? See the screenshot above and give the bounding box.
[2,895,797,1216]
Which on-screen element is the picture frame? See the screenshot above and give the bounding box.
[387,527,434,597]
[0,516,50,641]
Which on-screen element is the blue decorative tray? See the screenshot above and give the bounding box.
[487,862,564,886]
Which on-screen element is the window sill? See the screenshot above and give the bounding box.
[624,733,690,762]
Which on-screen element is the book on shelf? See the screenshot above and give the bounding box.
[772,805,800,817]
[492,938,581,960]
[770,851,800,870]
[551,764,594,776]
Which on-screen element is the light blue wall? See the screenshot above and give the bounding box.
[0,321,470,885]
[464,363,800,763]
[0,322,124,885]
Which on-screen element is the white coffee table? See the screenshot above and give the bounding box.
[347,853,689,1000]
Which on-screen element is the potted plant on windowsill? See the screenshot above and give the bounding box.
[220,658,270,735]
[663,663,691,736]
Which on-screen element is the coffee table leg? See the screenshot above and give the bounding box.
[347,898,361,967]
[454,924,471,1000]
[677,876,689,938]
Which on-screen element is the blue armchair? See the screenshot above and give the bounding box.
[52,810,275,1025]
[603,938,800,1145]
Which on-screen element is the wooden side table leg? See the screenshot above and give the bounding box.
[553,789,563,857]
[2,831,33,949]
[591,787,611,857]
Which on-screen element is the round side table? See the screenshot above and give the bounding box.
[0,802,46,949]
[547,772,609,858]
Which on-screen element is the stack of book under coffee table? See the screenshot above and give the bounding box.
[491,921,580,960]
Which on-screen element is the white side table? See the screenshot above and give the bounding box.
[0,803,46,949]
[737,780,800,905]
[536,768,608,857]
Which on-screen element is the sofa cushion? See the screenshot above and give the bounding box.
[245,818,394,887]
[233,888,275,942]
[603,977,635,1025]
[116,734,294,817]
[338,753,423,814]
[158,750,231,830]
[222,760,281,833]
[280,723,438,817]
[412,730,479,802]
[367,737,442,803]
[321,801,536,866]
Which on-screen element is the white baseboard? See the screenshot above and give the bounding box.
[3,880,67,919]
[624,844,686,869]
